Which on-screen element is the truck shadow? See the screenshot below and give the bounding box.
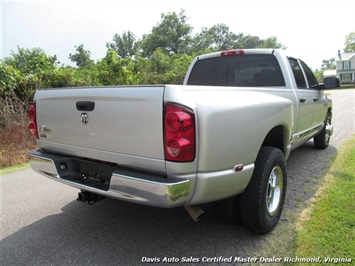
[1,195,263,265]
[285,141,337,212]
[1,142,337,265]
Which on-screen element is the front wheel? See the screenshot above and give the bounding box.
[314,112,332,149]
[240,147,287,234]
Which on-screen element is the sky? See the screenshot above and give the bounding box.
[1,0,355,70]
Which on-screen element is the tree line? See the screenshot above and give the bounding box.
[1,9,354,129]
[0,10,286,108]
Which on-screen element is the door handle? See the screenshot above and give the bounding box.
[300,98,306,103]
[313,97,319,102]
[76,101,95,111]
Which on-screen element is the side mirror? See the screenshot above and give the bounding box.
[323,77,340,89]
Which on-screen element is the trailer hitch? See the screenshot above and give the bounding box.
[77,191,105,205]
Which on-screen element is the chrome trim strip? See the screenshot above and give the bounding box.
[295,123,323,139]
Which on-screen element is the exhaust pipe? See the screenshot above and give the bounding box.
[77,191,105,205]
[185,205,205,222]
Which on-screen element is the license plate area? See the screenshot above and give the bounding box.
[54,158,117,191]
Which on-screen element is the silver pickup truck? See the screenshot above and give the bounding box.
[28,49,339,234]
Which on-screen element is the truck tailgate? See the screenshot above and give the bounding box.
[35,86,165,171]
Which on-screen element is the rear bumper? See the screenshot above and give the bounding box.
[28,150,191,208]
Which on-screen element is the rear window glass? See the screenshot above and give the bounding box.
[187,54,285,87]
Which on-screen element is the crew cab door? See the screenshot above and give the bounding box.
[288,57,315,134]
[299,59,327,126]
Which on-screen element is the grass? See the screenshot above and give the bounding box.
[256,137,354,264]
[0,162,30,175]
[294,136,355,263]
[339,84,355,90]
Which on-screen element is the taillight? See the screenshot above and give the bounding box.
[220,49,244,56]
[164,103,195,162]
[29,103,38,139]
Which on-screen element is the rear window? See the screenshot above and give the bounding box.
[187,54,285,87]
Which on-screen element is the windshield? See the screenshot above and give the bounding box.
[187,54,285,87]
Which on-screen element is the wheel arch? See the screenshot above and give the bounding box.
[261,125,286,153]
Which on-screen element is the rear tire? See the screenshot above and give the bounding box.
[240,147,287,234]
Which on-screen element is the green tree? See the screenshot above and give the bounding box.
[138,48,172,83]
[191,24,241,52]
[140,10,193,57]
[208,24,241,50]
[313,58,336,82]
[138,48,192,84]
[236,34,262,48]
[1,46,58,103]
[95,50,139,85]
[259,36,286,49]
[50,67,97,88]
[344,32,355,52]
[321,58,336,69]
[106,31,138,58]
[169,53,194,84]
[69,44,93,68]
[233,34,285,49]
[190,28,214,52]
[0,47,59,129]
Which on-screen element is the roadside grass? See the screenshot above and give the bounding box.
[339,84,355,90]
[257,137,354,264]
[294,136,355,263]
[0,162,30,175]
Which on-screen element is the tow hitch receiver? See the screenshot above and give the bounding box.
[77,191,105,205]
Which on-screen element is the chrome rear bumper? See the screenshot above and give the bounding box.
[29,150,191,208]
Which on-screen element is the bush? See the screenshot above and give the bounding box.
[0,93,36,168]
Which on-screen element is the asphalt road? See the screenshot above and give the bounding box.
[1,89,354,265]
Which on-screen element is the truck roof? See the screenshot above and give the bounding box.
[197,48,279,60]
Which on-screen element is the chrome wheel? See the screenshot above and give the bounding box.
[266,166,283,216]
[325,115,333,146]
[314,112,332,149]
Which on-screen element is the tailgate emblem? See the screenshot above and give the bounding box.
[81,113,89,124]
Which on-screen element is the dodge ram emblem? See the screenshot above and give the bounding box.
[81,113,89,125]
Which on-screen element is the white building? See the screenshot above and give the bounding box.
[335,50,355,84]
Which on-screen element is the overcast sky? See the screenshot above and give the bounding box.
[1,0,355,70]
